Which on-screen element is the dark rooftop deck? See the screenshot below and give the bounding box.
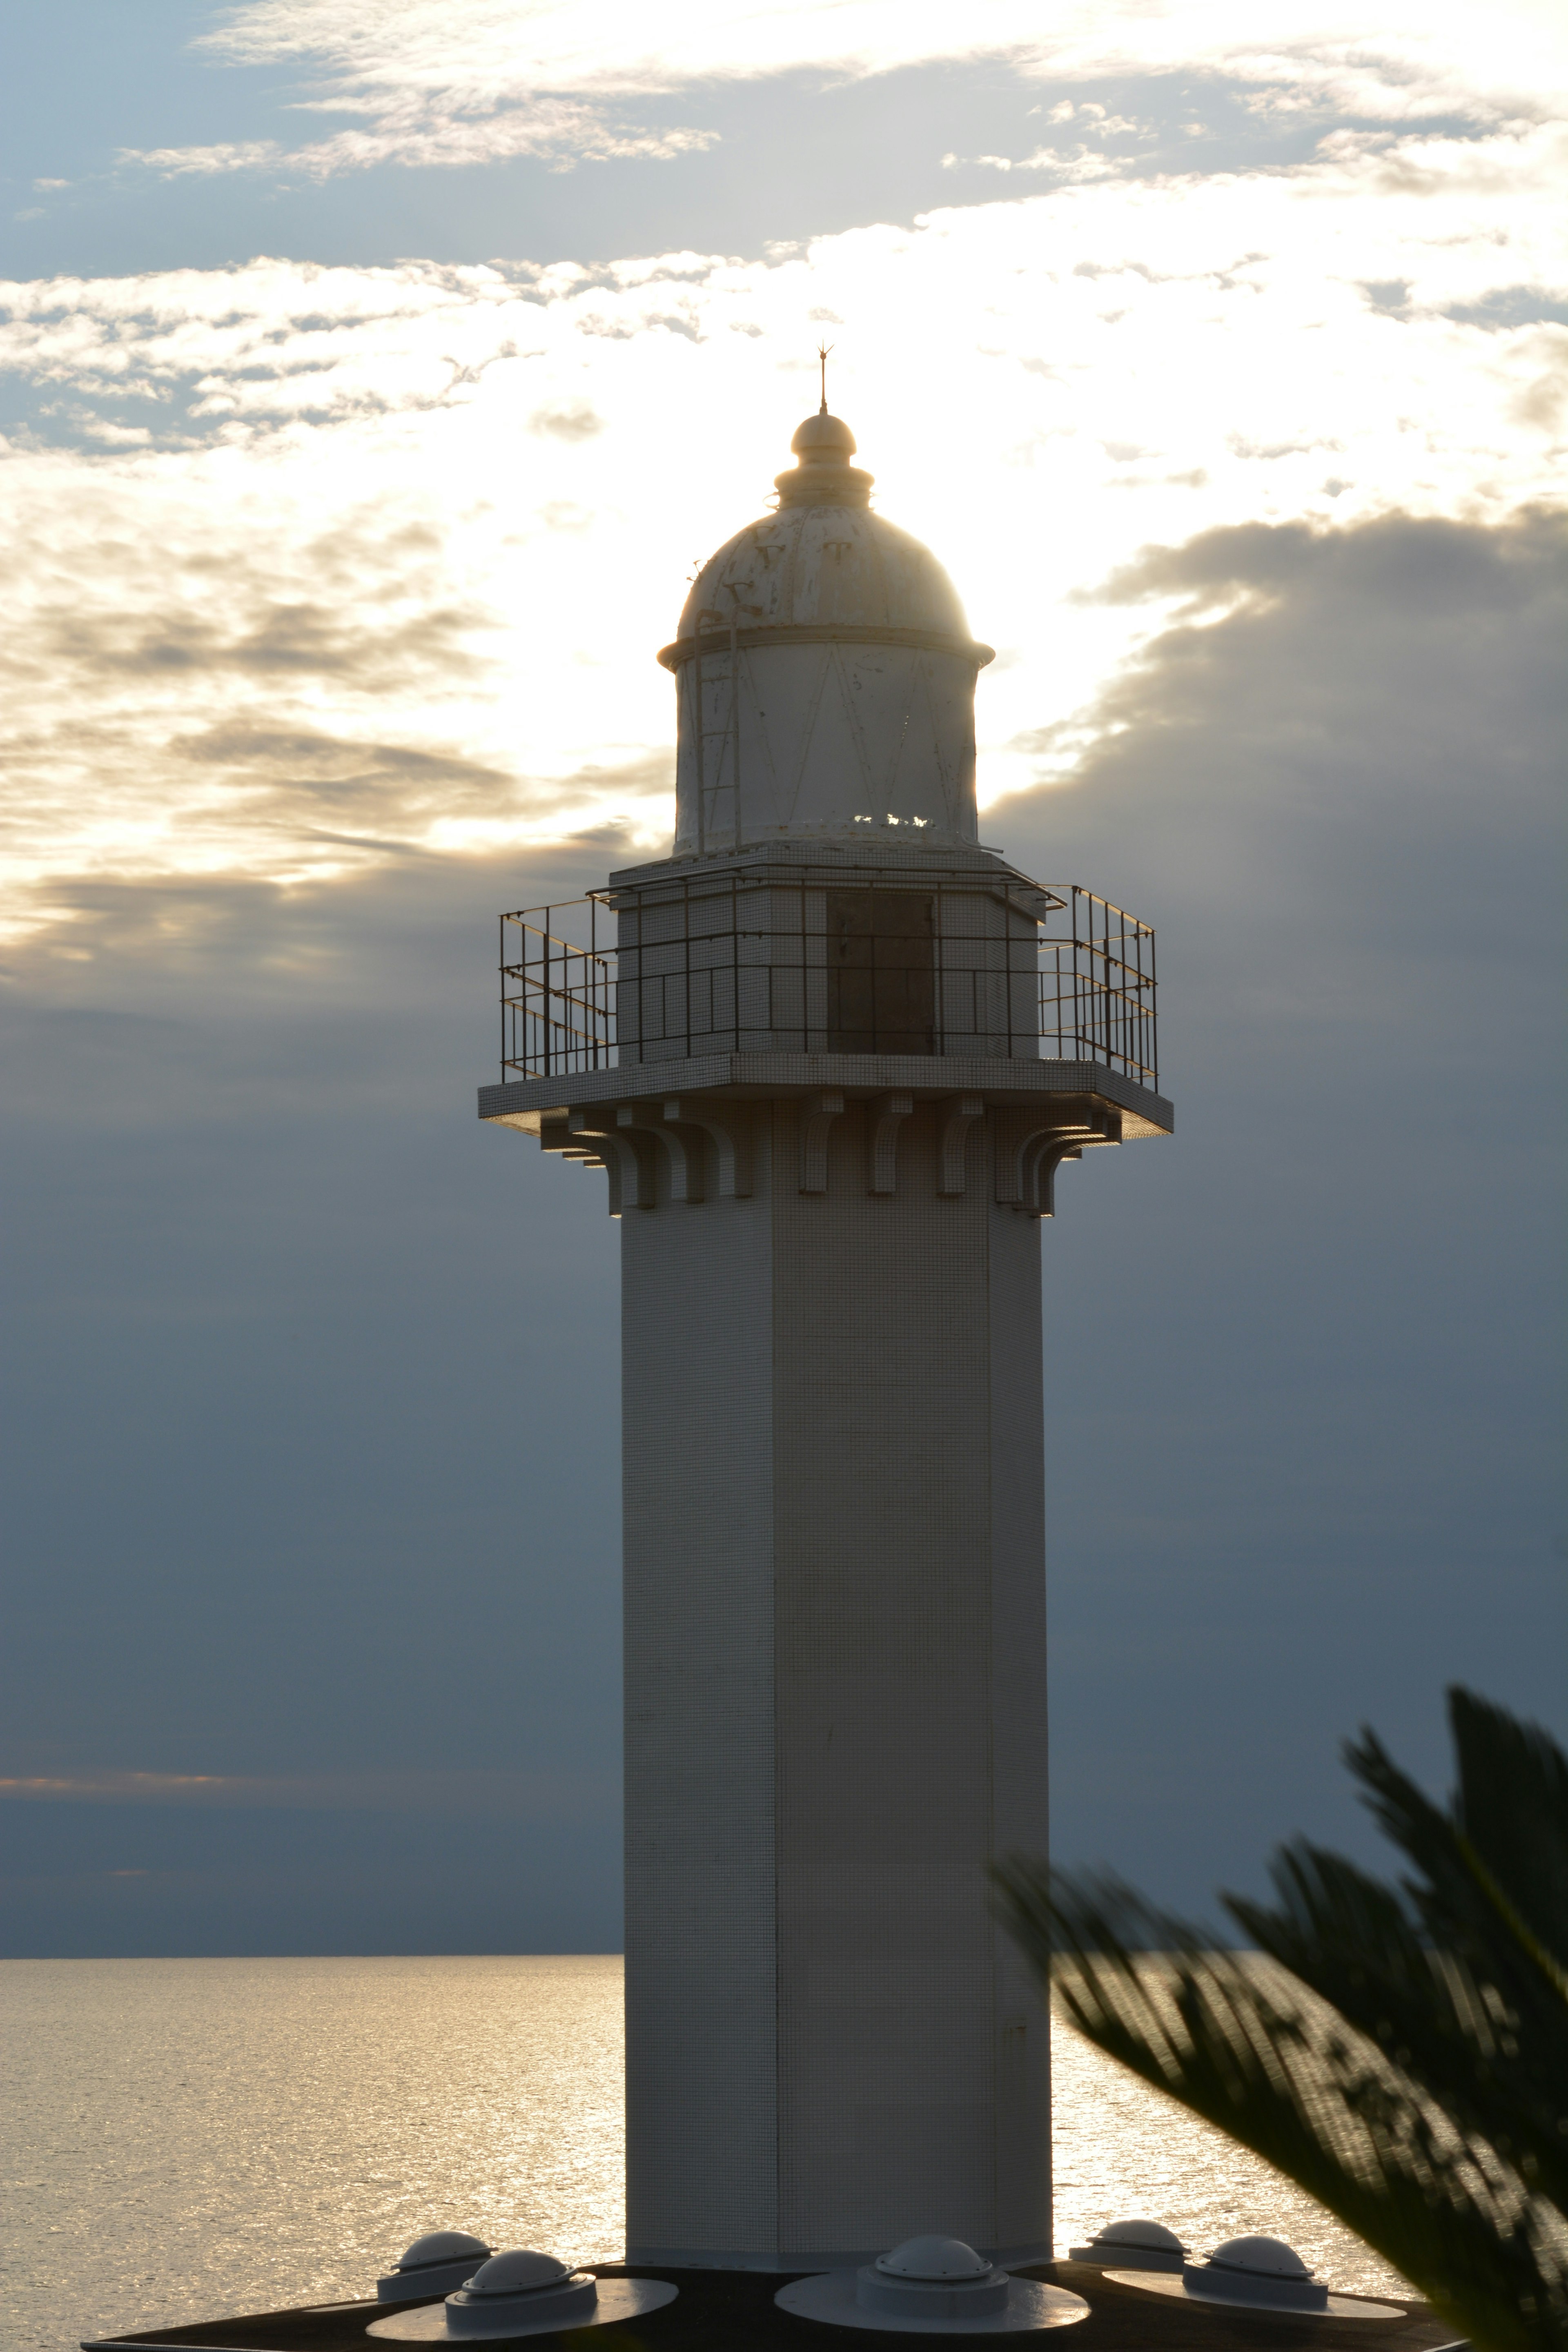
[85,2260,1460,2352]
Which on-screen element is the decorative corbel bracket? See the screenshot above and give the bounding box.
[994,1106,1088,1204]
[621,1104,704,1204]
[659,1098,754,1199]
[1019,1135,1082,1219]
[1009,1105,1122,1216]
[539,1113,608,1171]
[569,1108,657,1215]
[800,1090,846,1194]
[936,1094,986,1196]
[867,1094,915,1196]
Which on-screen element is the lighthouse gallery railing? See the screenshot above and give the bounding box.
[500,877,1156,1091]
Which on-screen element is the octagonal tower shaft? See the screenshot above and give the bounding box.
[621,1088,1051,2267]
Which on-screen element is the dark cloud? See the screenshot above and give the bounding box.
[2,846,628,1955]
[1042,507,1566,923]
[177,724,510,785]
[0,1802,619,1957]
[1084,503,1568,621]
[0,829,642,1083]
[45,597,492,686]
[3,508,1562,1954]
[170,722,519,833]
[992,501,1566,1897]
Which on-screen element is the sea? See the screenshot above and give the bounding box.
[0,1956,1412,2352]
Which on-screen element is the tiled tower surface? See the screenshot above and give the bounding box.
[479,402,1172,2270]
[617,1094,1052,2267]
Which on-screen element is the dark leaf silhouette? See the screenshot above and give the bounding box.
[993,1688,1568,2352]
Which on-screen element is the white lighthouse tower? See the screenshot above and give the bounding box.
[479,401,1172,2273]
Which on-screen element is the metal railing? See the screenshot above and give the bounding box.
[499,897,617,1082]
[501,878,1156,1091]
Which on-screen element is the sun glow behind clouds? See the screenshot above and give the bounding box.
[1,120,1564,948]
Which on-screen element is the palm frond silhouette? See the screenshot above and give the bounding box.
[993,1689,1568,2352]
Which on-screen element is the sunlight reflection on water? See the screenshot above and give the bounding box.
[1050,2015,1411,2301]
[1,1956,1410,2352]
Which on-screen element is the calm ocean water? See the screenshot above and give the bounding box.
[0,1956,1411,2352]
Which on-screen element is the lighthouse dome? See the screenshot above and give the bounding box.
[671,412,978,653]
[660,409,992,853]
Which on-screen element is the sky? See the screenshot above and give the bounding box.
[1,0,1564,1958]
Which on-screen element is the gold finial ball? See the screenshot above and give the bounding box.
[790,410,858,460]
[776,410,871,506]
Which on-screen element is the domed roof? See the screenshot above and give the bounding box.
[1094,2221,1185,2252]
[1207,2237,1312,2278]
[462,2250,571,2296]
[663,409,986,665]
[875,2236,993,2281]
[394,2231,490,2274]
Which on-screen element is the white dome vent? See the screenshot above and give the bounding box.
[874,2234,995,2283]
[1186,2235,1327,2309]
[774,2230,1091,2333]
[858,2233,1008,2321]
[1068,2217,1185,2270]
[460,2252,573,2295]
[1102,2228,1405,2319]
[369,2256,679,2342]
[443,2245,599,2335]
[1209,2235,1313,2276]
[376,2230,492,2303]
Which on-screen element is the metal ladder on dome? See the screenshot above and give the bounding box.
[689,601,745,854]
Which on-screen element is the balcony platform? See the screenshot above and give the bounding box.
[81,2261,1456,2352]
[478,1056,1174,1142]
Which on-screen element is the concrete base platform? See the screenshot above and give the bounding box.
[83,2262,1463,2352]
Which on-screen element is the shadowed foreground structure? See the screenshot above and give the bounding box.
[82,2261,1463,2352]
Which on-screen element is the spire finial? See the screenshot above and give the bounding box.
[779,378,869,505]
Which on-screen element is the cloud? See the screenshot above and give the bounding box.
[947,97,1156,175]
[50,598,490,684]
[125,113,719,181]
[138,0,1568,180]
[0,121,1563,945]
[124,138,291,178]
[991,501,1565,1861]
[947,145,1131,180]
[529,397,605,439]
[1004,508,1568,937]
[0,1768,615,1816]
[1040,504,1568,817]
[1088,503,1567,615]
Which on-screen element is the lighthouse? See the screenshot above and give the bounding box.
[478,401,1172,2273]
